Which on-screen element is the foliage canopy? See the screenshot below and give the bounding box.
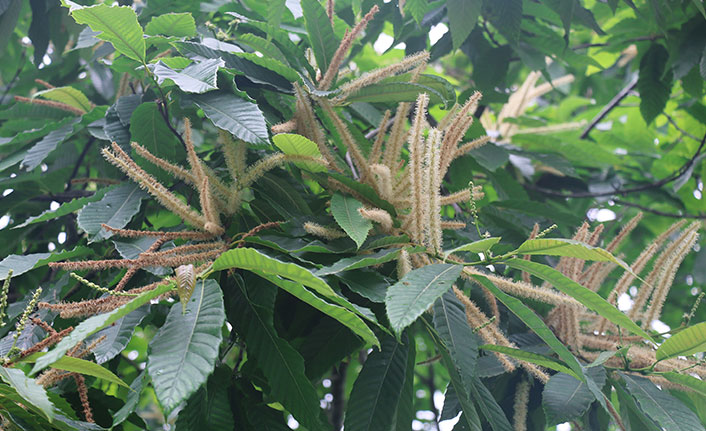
[0,0,705,430]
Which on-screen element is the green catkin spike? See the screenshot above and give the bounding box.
[0,270,12,327]
[8,287,42,357]
[70,273,139,297]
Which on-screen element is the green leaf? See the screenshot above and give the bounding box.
[61,0,145,62]
[543,372,597,424]
[621,373,703,431]
[175,366,234,430]
[144,12,196,37]
[337,270,389,303]
[513,238,628,268]
[148,279,225,414]
[342,74,456,108]
[24,355,129,388]
[662,372,706,398]
[638,43,673,124]
[153,58,224,93]
[386,264,462,335]
[480,344,578,378]
[21,118,81,172]
[504,258,655,342]
[0,247,90,281]
[656,322,706,361]
[447,0,481,49]
[0,368,55,422]
[468,375,513,431]
[34,87,92,113]
[235,33,289,64]
[76,183,147,242]
[272,133,326,173]
[331,193,372,249]
[31,282,174,375]
[301,0,338,75]
[231,52,300,82]
[344,336,411,431]
[129,102,179,162]
[210,248,366,319]
[112,371,146,427]
[189,91,269,145]
[253,270,379,347]
[231,276,323,430]
[315,247,403,276]
[433,289,479,388]
[14,187,110,229]
[325,172,397,216]
[92,305,149,364]
[444,237,501,259]
[471,274,585,380]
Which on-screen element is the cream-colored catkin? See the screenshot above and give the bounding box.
[629,222,695,320]
[407,93,430,244]
[382,102,412,170]
[440,189,471,206]
[369,110,391,164]
[397,249,412,278]
[425,129,443,254]
[641,226,700,327]
[513,379,531,431]
[370,164,393,200]
[303,222,347,240]
[358,207,393,232]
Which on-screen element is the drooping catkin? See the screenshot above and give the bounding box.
[407,93,429,244]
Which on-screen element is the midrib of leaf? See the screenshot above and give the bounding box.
[195,98,263,140]
[162,282,206,403]
[362,342,403,431]
[407,266,457,311]
[565,380,587,407]
[77,8,144,62]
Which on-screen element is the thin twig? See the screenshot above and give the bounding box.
[580,75,638,139]
[0,50,26,105]
[613,199,706,219]
[529,130,706,199]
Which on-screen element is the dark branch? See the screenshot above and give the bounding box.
[580,75,638,139]
[529,131,706,199]
[613,199,706,219]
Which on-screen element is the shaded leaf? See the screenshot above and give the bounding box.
[231,275,323,430]
[14,187,110,228]
[345,335,410,431]
[189,91,269,145]
[386,264,462,335]
[543,371,597,424]
[433,289,479,387]
[144,12,196,37]
[129,102,179,162]
[77,183,147,242]
[638,43,673,124]
[147,279,225,414]
[21,117,81,171]
[0,247,90,281]
[331,193,372,249]
[444,237,501,259]
[621,373,703,431]
[0,367,54,422]
[23,355,129,388]
[92,305,149,364]
[301,0,338,75]
[447,0,481,49]
[175,366,234,430]
[112,371,145,427]
[480,344,578,377]
[315,248,403,276]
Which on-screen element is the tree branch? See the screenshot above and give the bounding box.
[580,75,638,139]
[612,199,706,219]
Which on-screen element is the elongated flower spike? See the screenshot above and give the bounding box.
[0,270,11,327]
[303,222,347,240]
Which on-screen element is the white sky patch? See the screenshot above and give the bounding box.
[586,208,616,222]
[50,201,60,211]
[287,415,299,429]
[285,0,303,18]
[374,33,394,54]
[57,232,67,244]
[0,215,10,230]
[557,423,572,431]
[433,390,445,411]
[617,293,633,311]
[3,189,13,197]
[439,413,462,431]
[429,23,448,45]
[651,319,671,337]
[47,242,56,251]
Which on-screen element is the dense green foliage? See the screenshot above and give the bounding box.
[0,0,705,430]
